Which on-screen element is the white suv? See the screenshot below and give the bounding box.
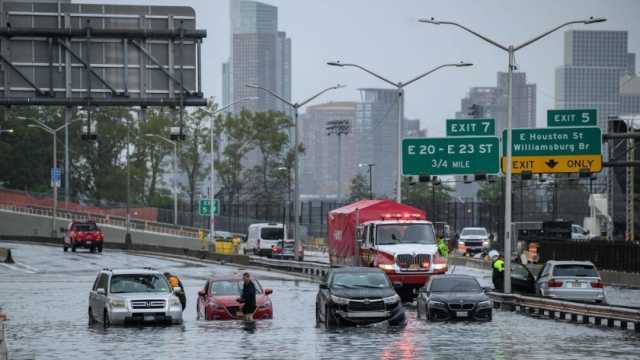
[88,268,184,327]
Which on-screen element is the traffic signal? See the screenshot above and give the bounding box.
[169,126,186,141]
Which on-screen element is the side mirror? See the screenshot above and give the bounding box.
[265,288,273,295]
[96,288,106,295]
[319,283,328,289]
[198,289,205,297]
[173,287,183,294]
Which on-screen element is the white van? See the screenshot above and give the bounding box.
[246,223,285,257]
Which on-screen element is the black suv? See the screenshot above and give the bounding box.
[315,267,406,327]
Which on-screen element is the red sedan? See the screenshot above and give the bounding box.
[196,276,273,320]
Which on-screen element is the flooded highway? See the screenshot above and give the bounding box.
[1,242,639,360]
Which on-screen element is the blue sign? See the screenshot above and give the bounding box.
[51,167,61,187]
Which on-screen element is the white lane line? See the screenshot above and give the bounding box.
[0,262,35,274]
[14,262,39,273]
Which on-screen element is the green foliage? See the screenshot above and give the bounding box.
[477,180,502,204]
[348,174,371,201]
[402,178,453,207]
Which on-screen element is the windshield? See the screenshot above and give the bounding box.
[74,223,97,231]
[109,274,170,293]
[210,280,263,295]
[461,228,487,237]
[553,264,598,277]
[261,227,284,240]
[376,224,435,245]
[332,272,391,289]
[430,277,481,293]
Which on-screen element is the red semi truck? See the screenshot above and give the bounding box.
[328,199,447,301]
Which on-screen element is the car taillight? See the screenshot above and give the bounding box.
[548,279,563,288]
[591,280,604,288]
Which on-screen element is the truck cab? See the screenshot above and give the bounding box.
[356,218,447,301]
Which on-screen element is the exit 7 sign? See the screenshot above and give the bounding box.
[446,118,495,136]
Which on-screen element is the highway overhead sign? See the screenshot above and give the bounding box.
[502,155,602,174]
[502,127,602,174]
[503,127,602,156]
[403,137,499,175]
[547,109,597,127]
[446,118,495,136]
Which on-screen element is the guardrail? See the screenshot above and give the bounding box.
[0,321,7,360]
[248,256,330,279]
[489,292,640,332]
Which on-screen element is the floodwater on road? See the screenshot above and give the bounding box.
[0,242,639,360]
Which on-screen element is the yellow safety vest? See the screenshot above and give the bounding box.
[493,259,505,272]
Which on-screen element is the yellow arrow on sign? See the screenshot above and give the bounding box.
[501,155,602,174]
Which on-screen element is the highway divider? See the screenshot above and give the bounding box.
[489,291,640,332]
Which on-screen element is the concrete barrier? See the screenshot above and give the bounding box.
[0,321,6,360]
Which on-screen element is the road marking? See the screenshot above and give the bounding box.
[0,262,35,274]
[14,262,39,273]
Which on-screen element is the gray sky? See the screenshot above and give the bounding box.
[89,0,640,136]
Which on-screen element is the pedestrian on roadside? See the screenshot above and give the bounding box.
[490,251,505,292]
[164,272,186,310]
[237,272,257,321]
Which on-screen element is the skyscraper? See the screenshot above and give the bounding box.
[456,72,536,134]
[555,30,640,129]
[300,102,357,199]
[222,0,291,115]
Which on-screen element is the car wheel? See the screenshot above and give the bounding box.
[324,305,337,328]
[71,243,77,252]
[63,244,68,252]
[90,244,96,253]
[88,308,95,325]
[97,242,103,253]
[103,309,110,328]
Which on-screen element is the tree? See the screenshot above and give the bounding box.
[178,107,211,221]
[348,174,371,201]
[402,178,453,218]
[136,108,172,204]
[477,180,502,204]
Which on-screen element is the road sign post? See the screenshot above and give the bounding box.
[403,137,500,175]
[547,109,597,127]
[502,127,602,174]
[199,199,219,216]
[446,118,495,136]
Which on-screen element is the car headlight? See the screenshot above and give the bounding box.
[459,241,465,245]
[109,298,127,308]
[382,294,400,304]
[169,297,181,307]
[482,240,490,247]
[378,263,395,271]
[330,295,350,305]
[428,300,446,307]
[477,300,492,308]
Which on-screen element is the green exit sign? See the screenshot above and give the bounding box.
[547,109,597,127]
[199,199,219,216]
[446,118,495,136]
[403,137,499,175]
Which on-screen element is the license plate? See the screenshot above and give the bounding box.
[455,311,468,317]
[144,315,155,321]
[568,282,586,288]
[408,264,419,271]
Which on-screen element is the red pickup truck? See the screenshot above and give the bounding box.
[61,221,104,253]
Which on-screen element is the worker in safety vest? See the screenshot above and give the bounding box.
[437,236,449,258]
[490,250,505,292]
[164,272,186,310]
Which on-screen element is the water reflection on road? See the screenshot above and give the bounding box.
[0,242,639,360]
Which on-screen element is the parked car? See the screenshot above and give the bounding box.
[416,274,492,322]
[245,223,285,257]
[509,261,537,294]
[88,268,184,327]
[535,260,606,304]
[197,276,273,320]
[458,227,490,255]
[315,267,405,327]
[61,220,104,253]
[571,224,593,241]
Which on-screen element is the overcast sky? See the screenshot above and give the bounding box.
[88,0,640,136]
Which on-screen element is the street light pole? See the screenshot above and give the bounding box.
[328,61,472,203]
[419,16,606,294]
[245,84,345,252]
[144,133,179,225]
[27,119,80,237]
[201,97,257,252]
[358,163,375,199]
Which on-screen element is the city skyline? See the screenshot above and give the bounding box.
[86,0,640,137]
